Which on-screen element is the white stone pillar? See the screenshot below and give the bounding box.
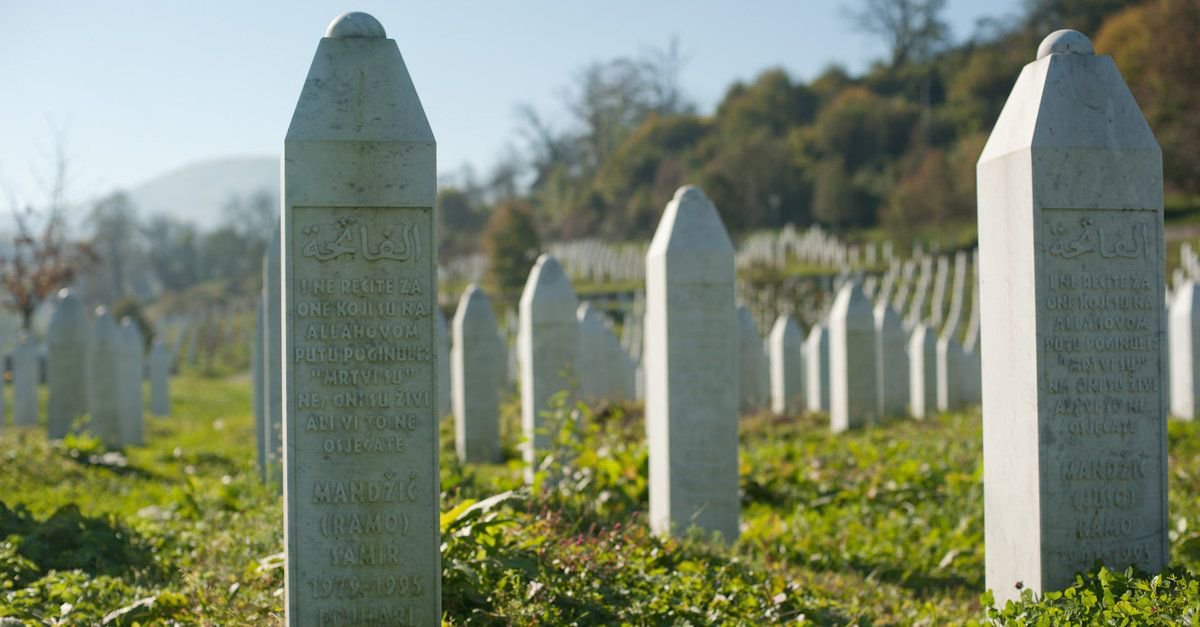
[149,337,171,417]
[737,305,765,413]
[264,228,282,486]
[804,323,830,412]
[874,303,908,417]
[281,12,441,624]
[646,186,738,541]
[519,254,579,482]
[978,29,1167,601]
[119,318,144,446]
[768,315,804,415]
[452,285,502,463]
[86,308,121,448]
[12,332,38,427]
[829,282,877,431]
[1169,281,1198,419]
[47,289,87,439]
[908,324,937,419]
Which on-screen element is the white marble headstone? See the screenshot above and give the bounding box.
[281,12,441,624]
[978,29,1167,601]
[645,186,739,540]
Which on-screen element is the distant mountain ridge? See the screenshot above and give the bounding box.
[126,155,278,230]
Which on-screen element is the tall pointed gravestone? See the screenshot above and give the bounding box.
[282,12,440,625]
[86,308,121,448]
[253,299,266,480]
[452,285,502,463]
[119,318,144,446]
[518,254,578,483]
[12,332,38,427]
[908,324,938,419]
[768,314,804,415]
[829,282,877,431]
[149,337,171,417]
[645,186,739,541]
[805,323,830,412]
[978,30,1167,602]
[1169,281,1198,419]
[737,305,765,413]
[874,302,908,417]
[264,229,283,486]
[48,289,87,439]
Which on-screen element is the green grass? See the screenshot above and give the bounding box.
[1,377,1198,624]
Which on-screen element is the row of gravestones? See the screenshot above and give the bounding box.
[272,15,1170,623]
[2,289,172,445]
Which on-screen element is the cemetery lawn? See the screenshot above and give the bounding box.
[1,377,1198,624]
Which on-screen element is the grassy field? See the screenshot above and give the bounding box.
[1,375,1198,624]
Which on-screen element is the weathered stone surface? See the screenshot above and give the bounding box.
[908,324,938,419]
[978,29,1167,601]
[86,308,121,448]
[519,254,578,482]
[452,285,501,463]
[874,303,908,417]
[12,333,38,427]
[48,289,87,439]
[805,323,830,412]
[829,282,877,431]
[149,337,171,417]
[646,186,739,541]
[768,315,804,415]
[1169,281,1198,419]
[281,12,441,624]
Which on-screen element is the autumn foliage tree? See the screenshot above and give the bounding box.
[1,148,93,330]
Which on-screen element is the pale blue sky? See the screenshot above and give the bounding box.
[0,1,1022,206]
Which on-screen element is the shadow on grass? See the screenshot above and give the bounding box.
[0,502,160,582]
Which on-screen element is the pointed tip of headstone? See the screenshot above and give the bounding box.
[524,254,577,304]
[325,12,387,39]
[1037,29,1093,60]
[650,185,732,255]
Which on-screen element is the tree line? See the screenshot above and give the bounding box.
[445,0,1197,275]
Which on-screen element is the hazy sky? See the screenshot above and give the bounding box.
[1,1,1023,206]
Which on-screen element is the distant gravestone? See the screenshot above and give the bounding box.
[119,318,144,446]
[604,330,635,402]
[47,289,87,439]
[1169,281,1198,419]
[519,254,578,483]
[645,186,738,540]
[768,315,804,415]
[978,30,1167,601]
[264,228,282,486]
[282,12,440,624]
[936,336,965,412]
[576,303,610,404]
[737,306,765,413]
[805,323,830,412]
[149,337,171,416]
[436,308,451,418]
[86,308,121,448]
[452,285,502,463]
[829,283,876,431]
[874,303,908,417]
[12,332,38,427]
[253,299,266,480]
[908,324,938,419]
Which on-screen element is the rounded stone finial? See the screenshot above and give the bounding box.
[1037,29,1093,59]
[325,12,386,39]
